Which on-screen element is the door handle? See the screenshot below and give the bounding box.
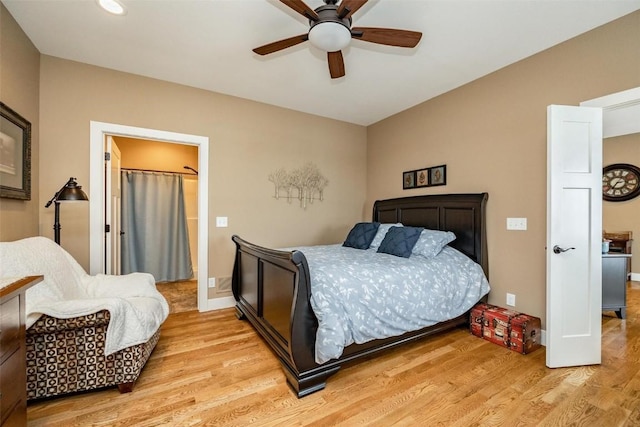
[553,245,575,254]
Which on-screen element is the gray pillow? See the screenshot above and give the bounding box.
[369,223,403,249]
[343,222,381,249]
[411,229,456,258]
[377,226,424,258]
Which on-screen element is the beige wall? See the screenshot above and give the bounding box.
[603,133,640,274]
[367,11,640,326]
[0,4,40,240]
[38,56,367,283]
[3,5,639,318]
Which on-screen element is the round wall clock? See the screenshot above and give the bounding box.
[602,163,640,202]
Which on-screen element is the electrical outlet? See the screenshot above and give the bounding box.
[216,216,228,227]
[506,217,527,231]
[506,293,516,307]
[208,277,216,288]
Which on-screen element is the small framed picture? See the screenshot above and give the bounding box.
[0,102,31,200]
[429,165,446,186]
[403,171,416,189]
[415,169,429,188]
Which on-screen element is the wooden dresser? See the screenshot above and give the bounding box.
[1,276,42,427]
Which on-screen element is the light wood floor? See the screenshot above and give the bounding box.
[28,283,640,426]
[155,280,197,314]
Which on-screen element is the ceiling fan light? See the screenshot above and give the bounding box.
[308,21,351,52]
[97,0,126,16]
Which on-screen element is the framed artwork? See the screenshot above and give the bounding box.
[403,171,416,189]
[0,102,31,200]
[429,165,447,186]
[403,164,447,190]
[415,168,429,187]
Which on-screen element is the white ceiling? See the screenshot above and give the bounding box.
[3,0,640,126]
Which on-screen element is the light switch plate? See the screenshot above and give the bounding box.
[506,217,527,230]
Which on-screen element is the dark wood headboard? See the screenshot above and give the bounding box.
[372,193,488,278]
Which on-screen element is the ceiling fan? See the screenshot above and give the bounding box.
[253,0,422,79]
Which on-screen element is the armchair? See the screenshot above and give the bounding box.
[0,237,169,399]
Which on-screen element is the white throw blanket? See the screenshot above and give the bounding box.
[0,237,169,355]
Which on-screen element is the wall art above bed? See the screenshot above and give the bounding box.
[268,162,328,209]
[403,164,446,190]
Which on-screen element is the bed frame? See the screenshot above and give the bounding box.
[231,193,488,397]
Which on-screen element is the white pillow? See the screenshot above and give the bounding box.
[411,229,456,258]
[369,223,403,249]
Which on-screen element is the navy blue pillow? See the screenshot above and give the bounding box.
[377,226,424,258]
[343,222,381,249]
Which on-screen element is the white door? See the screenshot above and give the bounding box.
[546,105,602,368]
[105,136,122,275]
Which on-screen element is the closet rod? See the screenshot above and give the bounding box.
[120,167,198,176]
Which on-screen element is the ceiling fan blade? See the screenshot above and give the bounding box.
[253,34,309,56]
[327,51,345,79]
[337,0,368,19]
[279,0,319,21]
[351,27,422,48]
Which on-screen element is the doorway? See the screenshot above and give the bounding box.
[547,87,640,367]
[114,136,198,284]
[89,121,209,312]
[582,87,640,285]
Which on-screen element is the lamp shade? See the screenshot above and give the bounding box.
[308,21,352,52]
[44,177,89,245]
[57,178,89,202]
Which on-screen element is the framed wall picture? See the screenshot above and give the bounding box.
[415,168,429,188]
[403,171,416,189]
[404,164,447,189]
[429,165,446,186]
[0,102,31,200]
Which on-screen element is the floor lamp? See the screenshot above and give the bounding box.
[44,177,89,245]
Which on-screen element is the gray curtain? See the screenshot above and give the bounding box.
[121,171,193,282]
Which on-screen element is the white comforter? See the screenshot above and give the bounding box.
[0,237,169,355]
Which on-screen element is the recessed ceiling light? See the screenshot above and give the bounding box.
[97,0,126,16]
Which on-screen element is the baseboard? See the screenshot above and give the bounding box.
[631,273,640,282]
[203,296,235,311]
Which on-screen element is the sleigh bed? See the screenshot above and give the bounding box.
[231,193,489,397]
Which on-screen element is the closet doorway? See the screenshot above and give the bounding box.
[89,121,209,312]
[115,137,199,307]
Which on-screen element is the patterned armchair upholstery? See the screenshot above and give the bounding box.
[0,236,169,400]
[25,310,160,400]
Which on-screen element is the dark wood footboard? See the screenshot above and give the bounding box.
[232,193,488,397]
[231,235,334,396]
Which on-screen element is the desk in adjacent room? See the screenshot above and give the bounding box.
[603,231,632,280]
[602,253,632,319]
